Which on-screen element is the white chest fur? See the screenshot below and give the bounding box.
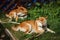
[17,12,25,16]
[36,21,42,27]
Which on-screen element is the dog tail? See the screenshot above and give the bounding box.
[46,28,55,33]
[12,25,20,31]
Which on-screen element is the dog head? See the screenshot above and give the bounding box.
[38,17,47,26]
[38,17,55,33]
[17,6,27,14]
[16,6,28,19]
[36,17,48,31]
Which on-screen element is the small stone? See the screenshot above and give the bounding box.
[0,39,3,40]
[1,34,5,38]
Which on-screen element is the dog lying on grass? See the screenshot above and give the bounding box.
[12,17,55,34]
[6,6,28,22]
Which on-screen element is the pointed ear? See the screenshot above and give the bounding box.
[17,6,19,8]
[17,6,21,8]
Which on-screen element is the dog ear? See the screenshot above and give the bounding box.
[17,6,19,8]
[38,17,44,21]
[17,6,22,9]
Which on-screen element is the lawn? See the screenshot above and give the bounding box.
[0,1,60,40]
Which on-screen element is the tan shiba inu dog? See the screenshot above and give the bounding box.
[12,17,55,34]
[6,6,28,22]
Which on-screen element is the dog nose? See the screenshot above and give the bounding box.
[47,24,50,28]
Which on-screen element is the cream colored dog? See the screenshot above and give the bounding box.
[12,17,55,34]
[6,6,27,22]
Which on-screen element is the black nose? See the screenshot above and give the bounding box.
[42,24,50,31]
[42,25,47,28]
[47,24,50,28]
[42,24,50,28]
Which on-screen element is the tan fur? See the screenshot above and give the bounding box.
[6,6,27,21]
[36,17,47,27]
[12,17,55,34]
[12,17,46,34]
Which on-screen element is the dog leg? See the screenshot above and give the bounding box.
[46,28,55,33]
[15,16,18,22]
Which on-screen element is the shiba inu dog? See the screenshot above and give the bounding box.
[12,17,55,34]
[6,6,27,22]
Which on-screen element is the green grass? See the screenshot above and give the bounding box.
[0,1,60,40]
